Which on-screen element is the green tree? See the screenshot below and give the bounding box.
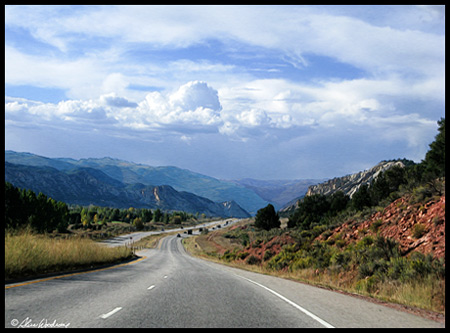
[140,209,153,222]
[133,217,144,231]
[329,191,350,213]
[351,184,372,210]
[423,117,445,178]
[287,194,329,230]
[172,215,182,224]
[81,207,90,228]
[255,204,280,231]
[153,208,162,222]
[110,208,120,221]
[4,183,69,233]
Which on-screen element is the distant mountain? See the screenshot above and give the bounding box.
[280,160,407,214]
[230,178,325,210]
[5,151,268,215]
[5,161,250,218]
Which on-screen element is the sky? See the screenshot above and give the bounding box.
[5,5,445,180]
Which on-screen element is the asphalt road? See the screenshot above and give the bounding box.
[5,234,444,328]
[101,218,239,247]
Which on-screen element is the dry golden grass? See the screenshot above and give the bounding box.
[5,230,133,280]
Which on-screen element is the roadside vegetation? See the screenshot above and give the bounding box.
[5,180,212,281]
[5,229,133,281]
[184,118,445,314]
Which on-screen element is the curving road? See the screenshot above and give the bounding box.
[5,234,443,328]
[100,219,240,247]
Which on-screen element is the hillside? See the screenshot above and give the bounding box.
[186,114,445,313]
[5,162,250,218]
[316,194,445,260]
[280,160,407,213]
[188,191,445,314]
[306,160,408,198]
[5,151,268,214]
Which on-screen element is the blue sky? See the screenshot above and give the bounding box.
[5,5,445,180]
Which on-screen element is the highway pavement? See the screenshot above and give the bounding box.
[100,218,239,247]
[5,233,444,328]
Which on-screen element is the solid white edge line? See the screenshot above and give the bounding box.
[100,307,122,319]
[236,275,335,328]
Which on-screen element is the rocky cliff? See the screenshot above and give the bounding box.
[306,160,406,198]
[280,160,407,214]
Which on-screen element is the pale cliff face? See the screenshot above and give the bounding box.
[305,161,405,198]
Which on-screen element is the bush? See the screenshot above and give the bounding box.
[263,250,274,261]
[355,276,379,294]
[236,251,249,260]
[254,204,280,230]
[246,255,261,265]
[412,223,427,239]
[240,233,250,246]
[267,250,295,271]
[370,219,383,233]
[291,255,314,270]
[330,251,351,269]
[222,250,237,262]
[410,185,433,204]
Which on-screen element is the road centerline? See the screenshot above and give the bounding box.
[147,285,155,290]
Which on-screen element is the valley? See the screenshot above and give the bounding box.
[5,150,324,217]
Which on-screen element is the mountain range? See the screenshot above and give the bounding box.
[5,151,414,219]
[5,151,326,215]
[5,160,252,218]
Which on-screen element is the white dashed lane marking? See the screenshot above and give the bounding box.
[99,307,122,319]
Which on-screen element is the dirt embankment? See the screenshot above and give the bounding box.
[318,195,445,260]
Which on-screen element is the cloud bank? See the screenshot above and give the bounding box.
[5,5,445,179]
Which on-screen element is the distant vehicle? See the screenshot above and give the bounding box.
[177,233,181,238]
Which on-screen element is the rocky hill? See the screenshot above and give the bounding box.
[316,194,445,260]
[5,162,250,218]
[306,160,406,198]
[280,160,407,214]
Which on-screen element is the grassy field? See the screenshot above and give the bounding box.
[5,230,134,281]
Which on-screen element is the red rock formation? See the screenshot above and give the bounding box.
[319,195,445,260]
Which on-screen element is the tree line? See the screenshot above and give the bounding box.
[5,183,71,233]
[5,183,198,233]
[288,118,445,231]
[255,117,445,232]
